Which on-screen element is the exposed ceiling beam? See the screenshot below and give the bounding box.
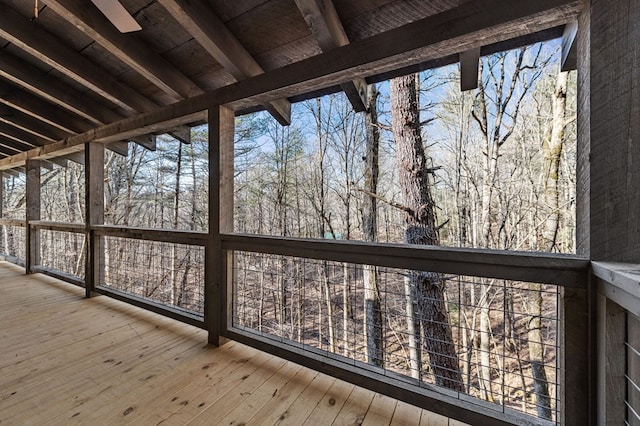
[458,0,480,91]
[0,50,123,125]
[0,106,67,142]
[294,0,367,112]
[106,141,128,156]
[0,122,50,147]
[42,0,203,101]
[561,20,578,71]
[167,126,190,144]
[0,6,157,113]
[61,152,85,165]
[0,52,163,152]
[0,136,32,153]
[0,0,581,169]
[0,78,94,134]
[460,47,480,91]
[157,0,291,126]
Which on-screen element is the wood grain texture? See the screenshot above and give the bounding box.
[588,0,640,262]
[0,0,580,170]
[0,262,451,425]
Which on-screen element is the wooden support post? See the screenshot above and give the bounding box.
[560,284,593,426]
[576,0,640,423]
[206,105,234,346]
[0,170,3,219]
[25,159,40,273]
[596,293,625,424]
[85,142,104,298]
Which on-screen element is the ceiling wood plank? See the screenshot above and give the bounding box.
[294,0,367,111]
[0,0,581,169]
[43,0,203,100]
[157,0,291,125]
[0,6,157,113]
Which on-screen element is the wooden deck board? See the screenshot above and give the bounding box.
[0,262,457,425]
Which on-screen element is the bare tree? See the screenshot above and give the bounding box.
[390,73,463,391]
[362,84,384,367]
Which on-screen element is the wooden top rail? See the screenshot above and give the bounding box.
[592,261,640,316]
[92,225,207,246]
[221,233,589,287]
[0,218,25,227]
[29,221,85,233]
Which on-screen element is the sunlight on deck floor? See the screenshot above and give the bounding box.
[0,262,467,425]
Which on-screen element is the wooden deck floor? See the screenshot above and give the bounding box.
[0,262,464,426]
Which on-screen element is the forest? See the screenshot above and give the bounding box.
[0,39,574,422]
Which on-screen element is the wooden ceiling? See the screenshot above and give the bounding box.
[0,0,581,168]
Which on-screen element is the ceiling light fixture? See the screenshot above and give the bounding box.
[90,0,142,33]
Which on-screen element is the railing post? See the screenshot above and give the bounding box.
[206,105,234,346]
[0,170,3,219]
[85,143,104,297]
[25,159,40,273]
[596,291,625,424]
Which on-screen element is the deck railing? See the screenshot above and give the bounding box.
[592,262,640,425]
[221,234,589,426]
[0,215,592,424]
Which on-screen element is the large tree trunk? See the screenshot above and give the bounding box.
[528,70,569,420]
[390,74,463,391]
[362,84,384,367]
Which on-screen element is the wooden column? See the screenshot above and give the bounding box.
[25,159,40,273]
[85,142,104,298]
[206,105,234,345]
[562,2,594,425]
[0,170,3,219]
[596,294,625,425]
[577,0,640,423]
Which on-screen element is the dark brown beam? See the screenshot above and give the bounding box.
[561,21,578,72]
[458,0,480,91]
[0,121,50,147]
[460,48,480,91]
[0,78,94,134]
[0,52,162,152]
[0,0,581,168]
[168,126,190,144]
[0,137,27,153]
[158,0,291,125]
[43,0,203,100]
[61,152,85,165]
[0,50,122,125]
[0,6,157,113]
[0,105,67,142]
[294,0,367,111]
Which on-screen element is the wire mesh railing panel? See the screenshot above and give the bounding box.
[102,236,205,315]
[0,224,25,264]
[627,312,640,426]
[231,251,560,422]
[38,229,86,280]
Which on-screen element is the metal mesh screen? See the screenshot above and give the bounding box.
[38,229,86,279]
[102,236,205,315]
[0,224,25,263]
[627,312,640,426]
[231,251,560,422]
